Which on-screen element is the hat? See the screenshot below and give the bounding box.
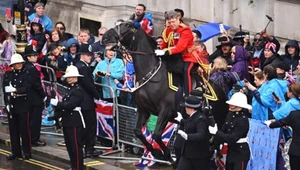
[189,89,203,100]
[183,95,201,109]
[31,17,42,26]
[63,65,83,78]
[10,53,25,66]
[226,92,252,110]
[265,42,276,54]
[233,31,247,40]
[24,45,38,57]
[78,43,93,56]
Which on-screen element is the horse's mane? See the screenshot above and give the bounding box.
[131,27,157,51]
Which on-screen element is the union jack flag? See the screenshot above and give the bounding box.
[215,144,228,170]
[286,66,297,86]
[134,122,177,167]
[140,12,153,35]
[95,99,114,140]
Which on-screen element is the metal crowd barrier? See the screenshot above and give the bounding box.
[116,92,176,154]
[98,88,175,165]
[0,58,11,117]
[115,88,176,155]
[116,103,142,148]
[94,83,119,151]
[38,65,66,137]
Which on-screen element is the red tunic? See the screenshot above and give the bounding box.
[160,24,198,63]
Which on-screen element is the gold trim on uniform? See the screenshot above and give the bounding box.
[168,72,178,92]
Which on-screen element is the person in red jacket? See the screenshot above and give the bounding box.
[157,10,205,97]
[0,23,9,44]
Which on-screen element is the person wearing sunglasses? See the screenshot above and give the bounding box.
[250,30,280,69]
[55,21,74,41]
[228,45,250,84]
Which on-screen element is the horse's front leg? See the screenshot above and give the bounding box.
[152,107,175,165]
[133,107,152,151]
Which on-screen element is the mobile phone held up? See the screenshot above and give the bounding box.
[6,8,11,18]
[218,36,228,42]
[272,92,280,101]
[97,71,106,77]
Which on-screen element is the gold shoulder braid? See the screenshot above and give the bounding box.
[162,28,174,48]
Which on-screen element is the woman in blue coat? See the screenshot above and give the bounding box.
[244,65,287,120]
[92,45,124,100]
[273,83,300,120]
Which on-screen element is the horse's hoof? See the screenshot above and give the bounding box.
[151,149,163,159]
[171,161,177,169]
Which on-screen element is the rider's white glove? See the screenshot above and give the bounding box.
[155,50,165,56]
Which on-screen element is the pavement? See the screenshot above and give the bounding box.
[0,118,173,170]
[0,117,126,170]
[0,130,125,170]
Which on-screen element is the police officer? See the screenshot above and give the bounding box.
[24,45,47,147]
[3,54,32,160]
[209,92,251,170]
[75,43,101,157]
[50,65,85,170]
[175,95,211,170]
[173,89,204,168]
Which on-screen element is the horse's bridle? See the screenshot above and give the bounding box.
[114,23,155,56]
[112,23,161,92]
[114,23,136,43]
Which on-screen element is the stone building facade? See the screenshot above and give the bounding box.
[44,0,300,53]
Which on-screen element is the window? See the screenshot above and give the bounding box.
[79,17,101,37]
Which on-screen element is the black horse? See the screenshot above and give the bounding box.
[102,16,229,167]
[102,17,177,164]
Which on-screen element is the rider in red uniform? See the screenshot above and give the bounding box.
[157,10,204,97]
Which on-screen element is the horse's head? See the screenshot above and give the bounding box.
[102,14,144,48]
[101,28,119,45]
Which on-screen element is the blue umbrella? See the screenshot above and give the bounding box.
[193,22,230,42]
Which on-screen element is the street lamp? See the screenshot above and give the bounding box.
[14,0,27,54]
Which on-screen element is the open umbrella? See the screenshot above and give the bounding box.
[193,22,230,42]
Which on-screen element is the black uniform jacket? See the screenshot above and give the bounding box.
[215,111,250,163]
[270,110,300,156]
[56,83,84,128]
[75,60,100,110]
[3,69,30,114]
[24,62,46,106]
[181,110,211,159]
